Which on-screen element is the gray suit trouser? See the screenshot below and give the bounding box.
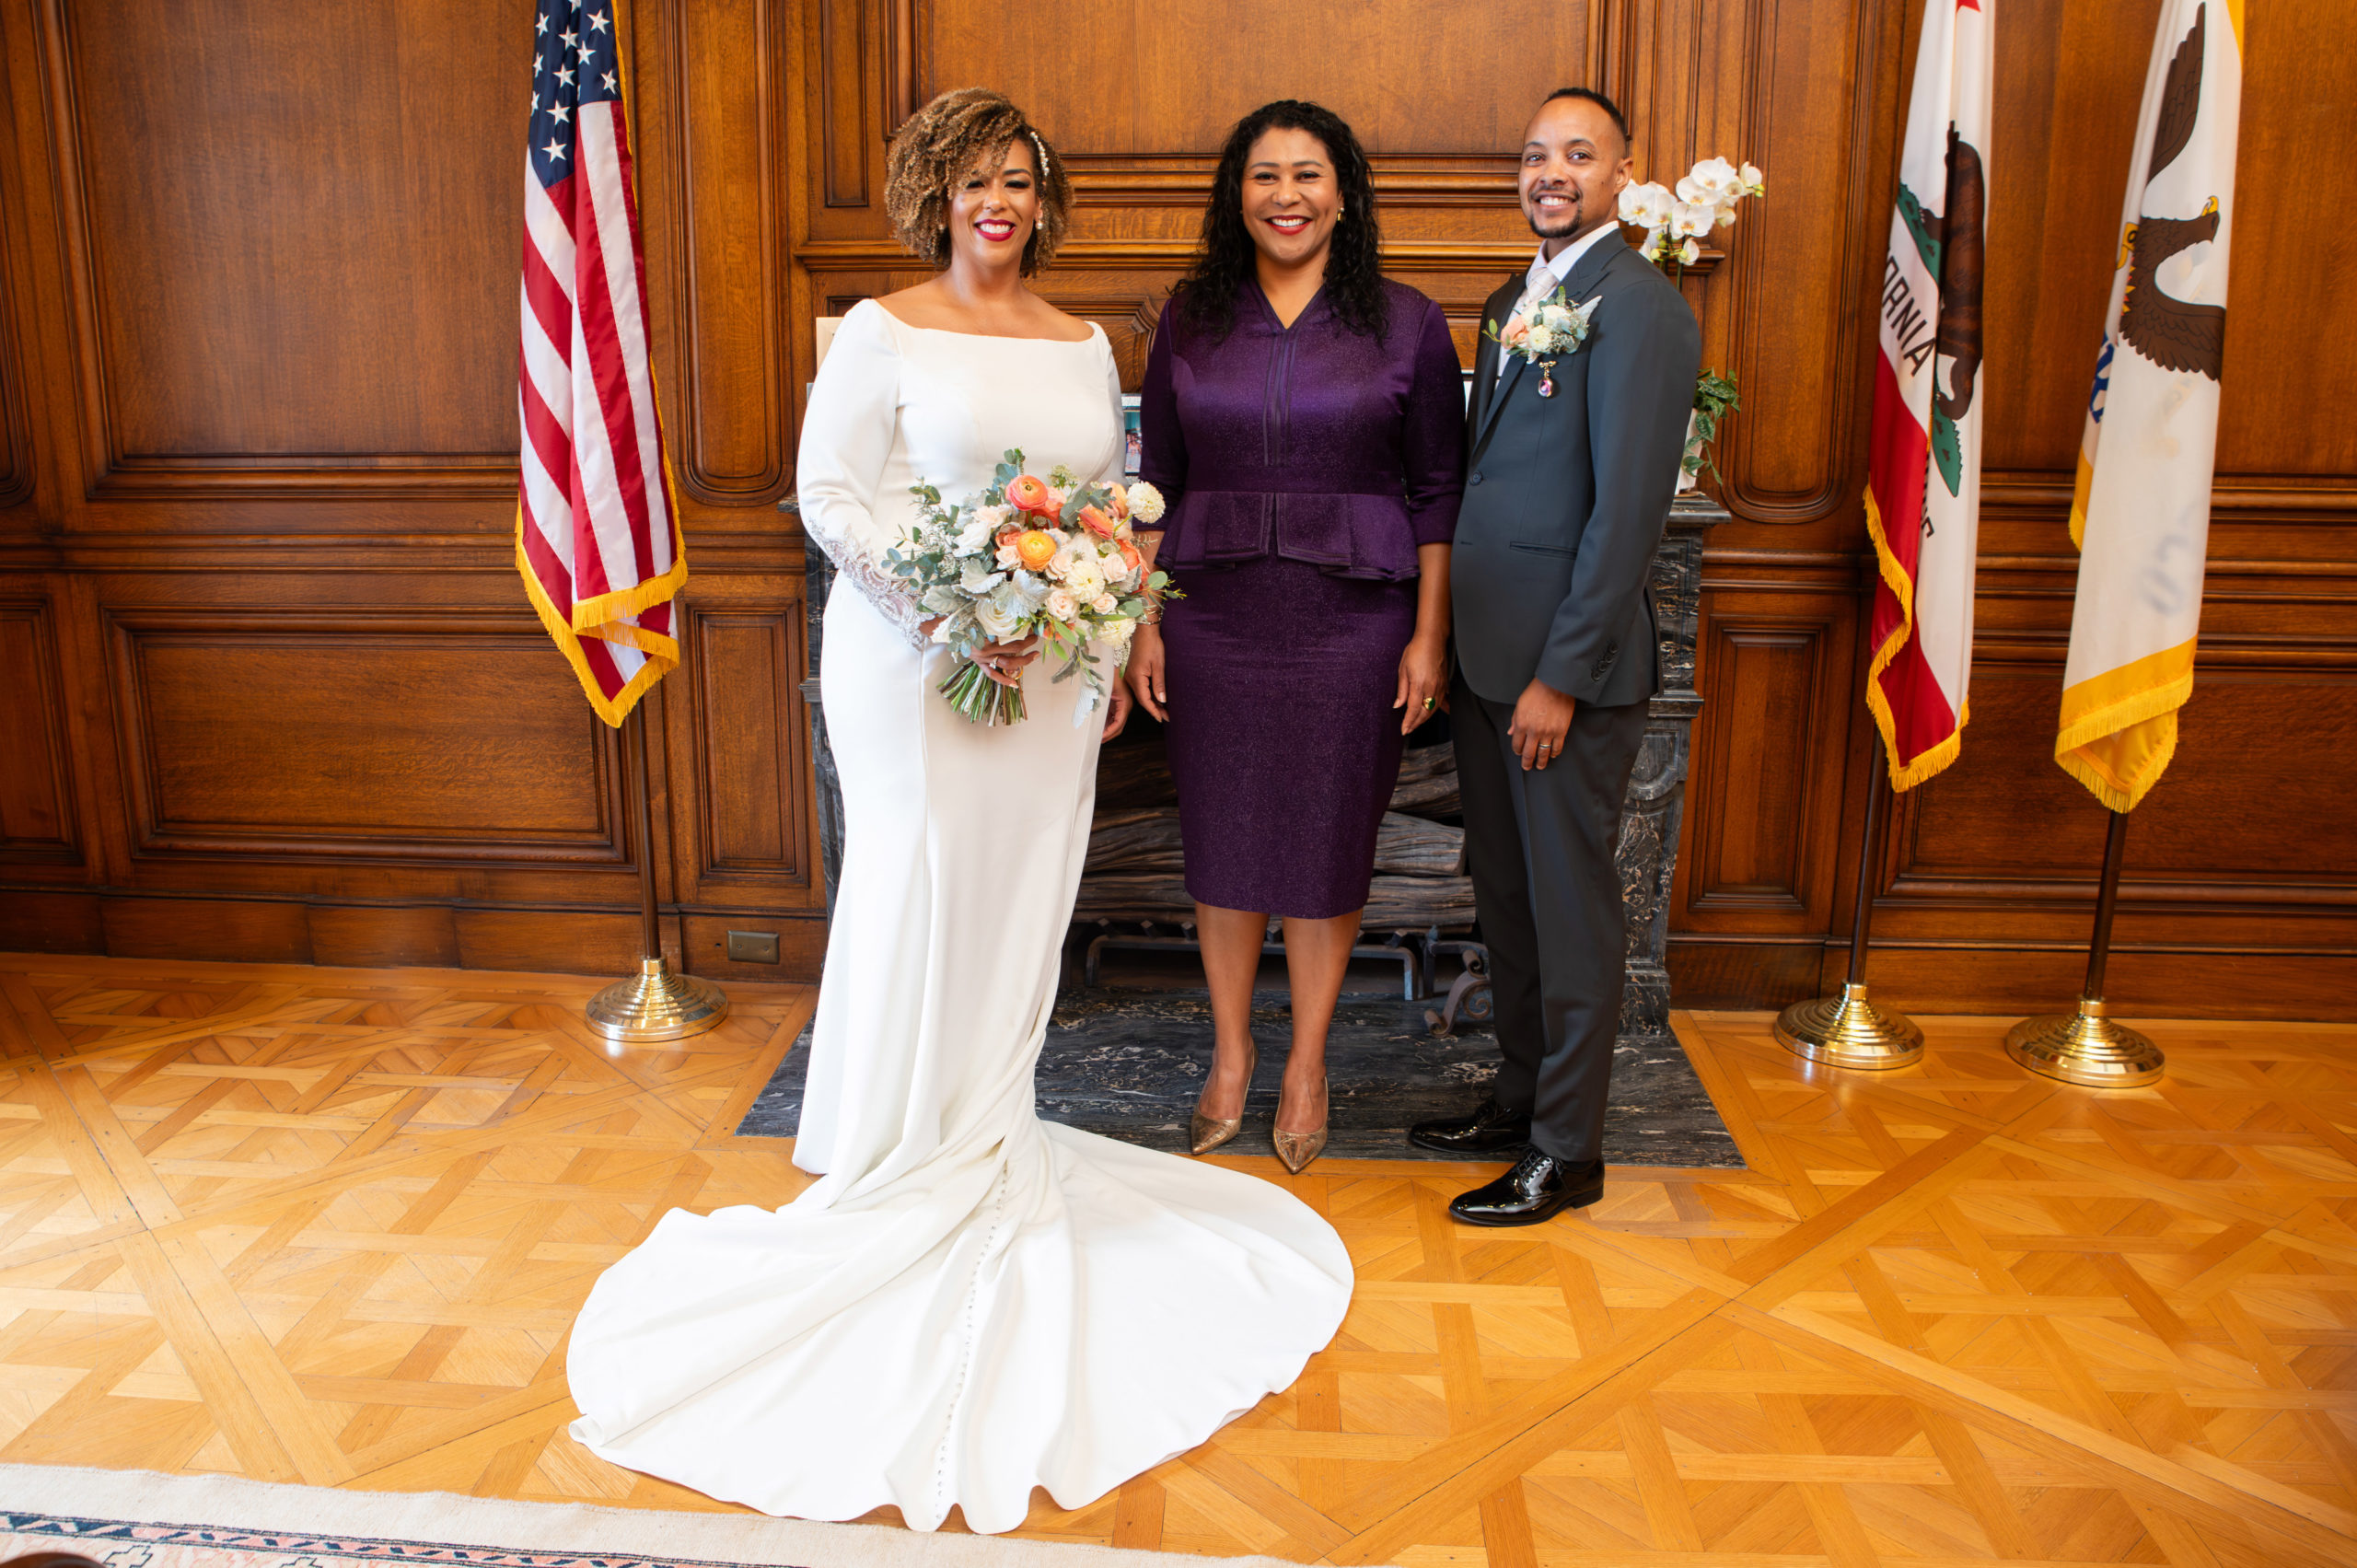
[1452,670,1650,1164]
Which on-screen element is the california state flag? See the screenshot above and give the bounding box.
[2060,0,2242,810]
[1864,0,1991,789]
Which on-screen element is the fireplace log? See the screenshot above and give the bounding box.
[1387,742,1460,816]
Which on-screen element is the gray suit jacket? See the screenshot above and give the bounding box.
[1451,232,1701,708]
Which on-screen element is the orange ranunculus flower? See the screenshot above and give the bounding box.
[1005,473,1053,515]
[1116,537,1144,573]
[1016,529,1059,569]
[1077,505,1116,539]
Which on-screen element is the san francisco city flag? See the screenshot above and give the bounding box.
[2058,0,2241,810]
[1864,0,1991,789]
[516,0,687,726]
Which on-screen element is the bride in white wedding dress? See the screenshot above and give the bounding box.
[564,90,1353,1533]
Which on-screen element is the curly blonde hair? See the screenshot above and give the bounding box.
[886,88,1073,275]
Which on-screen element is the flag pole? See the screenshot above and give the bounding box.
[586,701,728,1045]
[2003,807,2162,1086]
[1772,728,1925,1068]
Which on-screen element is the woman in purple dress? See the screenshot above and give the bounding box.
[1125,100,1465,1174]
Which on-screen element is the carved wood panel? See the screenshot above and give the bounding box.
[39,0,530,500]
[682,600,809,882]
[103,610,623,865]
[902,0,1603,157]
[1676,577,1859,930]
[0,595,79,863]
[1890,639,2357,906]
[649,0,795,506]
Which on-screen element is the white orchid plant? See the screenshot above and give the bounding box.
[1617,157,1765,486]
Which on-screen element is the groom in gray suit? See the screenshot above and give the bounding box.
[1409,88,1699,1224]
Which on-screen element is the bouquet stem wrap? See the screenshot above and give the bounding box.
[939,657,1028,726]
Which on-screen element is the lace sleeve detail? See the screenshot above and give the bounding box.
[794,303,930,650]
[813,531,929,646]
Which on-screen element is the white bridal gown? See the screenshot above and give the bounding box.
[566,300,1354,1532]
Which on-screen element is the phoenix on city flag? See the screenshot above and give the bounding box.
[2058,0,2242,811]
[1864,0,1991,790]
[517,0,687,726]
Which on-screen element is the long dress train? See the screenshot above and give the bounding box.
[565,300,1354,1533]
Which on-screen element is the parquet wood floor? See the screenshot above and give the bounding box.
[3,955,2353,1566]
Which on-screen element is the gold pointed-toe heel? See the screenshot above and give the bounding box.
[1272,1077,1329,1174]
[1190,1110,1243,1156]
[1272,1121,1328,1174]
[1190,1044,1258,1156]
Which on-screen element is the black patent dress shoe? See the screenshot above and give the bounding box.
[1447,1149,1607,1227]
[1408,1096,1532,1156]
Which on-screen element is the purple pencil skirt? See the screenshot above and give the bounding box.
[1159,556,1418,921]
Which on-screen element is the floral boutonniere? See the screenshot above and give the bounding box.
[1484,286,1601,398]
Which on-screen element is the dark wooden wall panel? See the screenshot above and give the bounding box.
[915,0,1598,156]
[1684,614,1839,915]
[686,603,807,879]
[47,0,528,497]
[661,0,793,505]
[107,614,616,860]
[0,594,75,860]
[0,0,2346,1008]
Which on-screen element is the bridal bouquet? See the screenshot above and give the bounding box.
[888,450,1171,726]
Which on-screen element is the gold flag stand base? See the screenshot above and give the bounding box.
[586,705,728,1048]
[1775,732,1922,1071]
[1773,981,1924,1069]
[2003,807,2164,1089]
[586,956,728,1045]
[2003,997,2161,1087]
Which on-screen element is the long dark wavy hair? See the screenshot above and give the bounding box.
[1173,100,1387,340]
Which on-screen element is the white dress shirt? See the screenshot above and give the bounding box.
[1496,221,1618,380]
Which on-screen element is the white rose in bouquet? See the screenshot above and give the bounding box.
[1043,587,1078,621]
[1092,592,1119,614]
[954,515,995,554]
[972,584,1027,643]
[976,503,1014,529]
[1126,482,1167,525]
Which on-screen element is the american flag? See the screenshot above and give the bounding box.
[516,0,684,726]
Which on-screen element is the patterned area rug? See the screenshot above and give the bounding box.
[737,991,1743,1167]
[0,1466,1285,1568]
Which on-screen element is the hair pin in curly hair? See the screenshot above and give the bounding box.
[885,88,1074,277]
